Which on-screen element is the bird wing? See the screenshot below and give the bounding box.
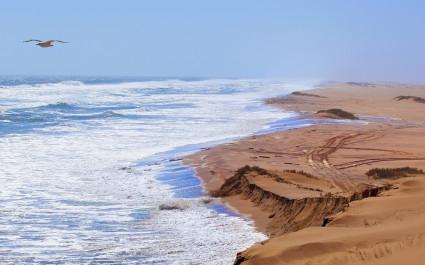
[53,40,69,43]
[23,39,43,43]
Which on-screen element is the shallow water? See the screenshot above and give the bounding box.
[0,77,314,264]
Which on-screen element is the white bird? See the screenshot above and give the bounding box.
[23,39,69,48]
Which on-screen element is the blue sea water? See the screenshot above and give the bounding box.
[0,77,312,264]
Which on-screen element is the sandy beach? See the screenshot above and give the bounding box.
[184,82,425,264]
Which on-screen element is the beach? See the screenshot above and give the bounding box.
[5,1,425,264]
[185,82,425,264]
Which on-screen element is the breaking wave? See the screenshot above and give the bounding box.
[0,78,311,264]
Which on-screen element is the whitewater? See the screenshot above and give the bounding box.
[0,77,309,264]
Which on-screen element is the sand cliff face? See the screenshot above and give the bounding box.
[214,166,390,237]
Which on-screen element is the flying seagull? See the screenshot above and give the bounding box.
[23,39,69,48]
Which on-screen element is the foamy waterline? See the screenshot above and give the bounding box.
[0,78,312,264]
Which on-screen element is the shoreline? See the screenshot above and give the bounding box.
[184,82,425,264]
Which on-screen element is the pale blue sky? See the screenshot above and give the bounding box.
[1,0,425,82]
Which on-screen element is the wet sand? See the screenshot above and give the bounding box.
[184,82,425,264]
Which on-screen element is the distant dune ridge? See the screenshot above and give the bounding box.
[315,108,358,120]
[185,82,425,264]
[394,95,425,104]
[290,91,327,98]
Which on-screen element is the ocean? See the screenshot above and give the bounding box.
[0,77,309,264]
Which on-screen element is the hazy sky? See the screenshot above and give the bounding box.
[1,0,425,82]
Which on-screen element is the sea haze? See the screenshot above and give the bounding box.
[0,77,308,264]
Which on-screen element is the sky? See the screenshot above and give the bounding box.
[1,0,425,82]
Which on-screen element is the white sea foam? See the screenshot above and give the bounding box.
[0,79,311,264]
